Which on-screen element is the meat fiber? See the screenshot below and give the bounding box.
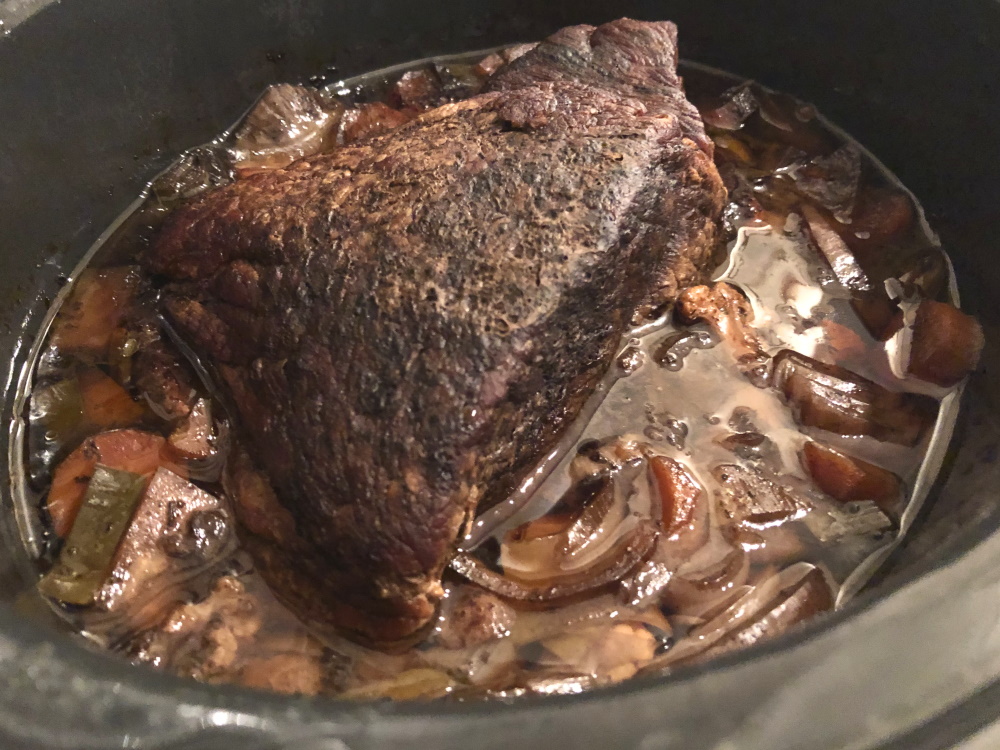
[144,18,726,643]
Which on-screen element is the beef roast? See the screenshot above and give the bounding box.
[144,18,726,643]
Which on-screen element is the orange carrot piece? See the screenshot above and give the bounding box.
[78,369,145,429]
[49,267,138,356]
[47,429,185,537]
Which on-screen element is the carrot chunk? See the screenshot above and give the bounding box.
[47,429,185,537]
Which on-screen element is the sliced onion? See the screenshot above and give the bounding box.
[648,456,711,560]
[619,559,674,608]
[708,568,834,656]
[338,668,455,701]
[559,481,622,557]
[499,449,642,581]
[639,562,818,672]
[451,520,658,603]
[180,418,230,484]
[661,546,750,617]
[801,203,871,291]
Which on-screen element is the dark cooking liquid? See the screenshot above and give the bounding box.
[9,49,967,700]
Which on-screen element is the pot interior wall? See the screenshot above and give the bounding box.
[1,1,1000,748]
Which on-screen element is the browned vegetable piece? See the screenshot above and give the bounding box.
[340,102,416,144]
[728,525,807,567]
[451,520,659,603]
[801,441,901,508]
[788,146,861,222]
[475,53,505,77]
[700,82,758,131]
[435,586,516,650]
[717,431,782,469]
[432,61,485,100]
[30,368,144,476]
[94,468,233,630]
[240,652,324,696]
[707,568,834,656]
[676,282,770,386]
[38,465,147,605]
[500,43,537,63]
[47,429,186,537]
[391,69,442,110]
[772,350,937,446]
[746,90,835,156]
[78,368,145,428]
[506,475,611,544]
[839,187,915,252]
[132,339,198,420]
[850,290,903,341]
[168,398,215,460]
[557,483,619,557]
[509,513,576,542]
[898,247,951,301]
[819,320,869,366]
[649,456,706,541]
[620,457,711,607]
[49,267,139,356]
[801,203,870,291]
[661,546,751,617]
[712,464,806,526]
[230,84,339,171]
[712,134,755,166]
[906,299,983,387]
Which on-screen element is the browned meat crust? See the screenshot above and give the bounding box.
[144,18,725,642]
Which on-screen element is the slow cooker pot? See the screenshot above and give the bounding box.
[3,1,1000,748]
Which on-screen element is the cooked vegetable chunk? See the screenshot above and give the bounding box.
[38,465,146,605]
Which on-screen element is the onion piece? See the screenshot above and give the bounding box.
[451,520,658,603]
[713,464,806,527]
[772,349,937,446]
[801,203,871,291]
[499,443,645,581]
[801,440,901,508]
[619,456,714,607]
[558,481,621,557]
[661,547,751,617]
[339,668,455,701]
[900,298,983,388]
[229,84,339,170]
[700,82,758,131]
[649,456,709,546]
[640,562,819,672]
[784,146,862,223]
[700,568,834,658]
[49,267,140,357]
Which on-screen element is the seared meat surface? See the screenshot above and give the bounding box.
[144,19,725,642]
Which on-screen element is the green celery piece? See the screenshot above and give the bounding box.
[38,464,146,605]
[30,377,84,448]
